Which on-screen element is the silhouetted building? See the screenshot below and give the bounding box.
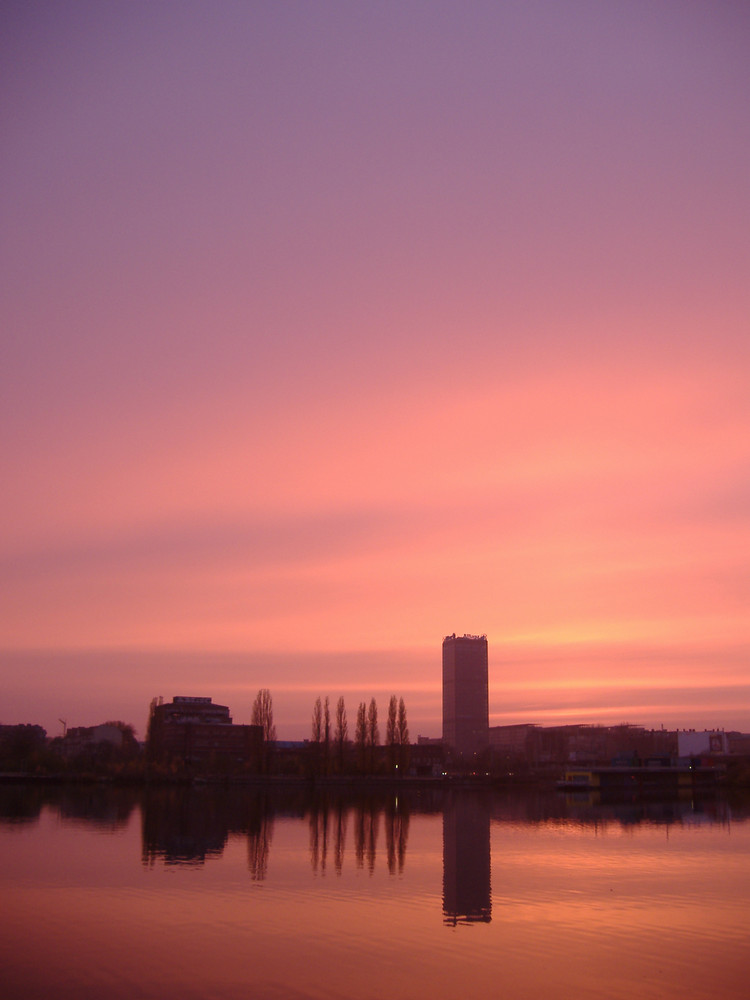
[409,740,445,777]
[155,697,233,727]
[489,723,677,766]
[727,732,750,755]
[147,696,262,766]
[61,723,125,758]
[489,723,539,758]
[442,634,489,759]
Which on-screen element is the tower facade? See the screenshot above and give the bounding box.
[442,633,489,759]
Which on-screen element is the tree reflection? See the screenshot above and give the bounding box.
[309,797,329,874]
[353,799,380,873]
[334,800,347,875]
[310,796,349,875]
[248,812,273,881]
[385,796,410,875]
[307,793,411,875]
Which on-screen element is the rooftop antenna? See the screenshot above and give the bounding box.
[59,718,67,737]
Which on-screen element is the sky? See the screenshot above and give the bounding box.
[2,0,749,741]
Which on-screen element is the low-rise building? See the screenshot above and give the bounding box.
[489,723,677,766]
[147,696,263,767]
[409,740,445,777]
[61,723,125,757]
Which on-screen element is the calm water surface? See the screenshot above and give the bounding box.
[1,784,748,1000]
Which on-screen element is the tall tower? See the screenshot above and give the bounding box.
[442,633,489,759]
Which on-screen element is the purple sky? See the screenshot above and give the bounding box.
[2,1,749,739]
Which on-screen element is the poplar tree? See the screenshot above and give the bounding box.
[397,698,408,745]
[334,696,348,771]
[311,696,323,776]
[251,689,276,743]
[251,689,276,772]
[367,698,379,746]
[367,698,379,772]
[397,697,410,770]
[386,695,397,744]
[323,696,331,774]
[386,695,398,770]
[312,697,322,743]
[355,702,367,772]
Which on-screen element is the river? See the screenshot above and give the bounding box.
[1,783,748,999]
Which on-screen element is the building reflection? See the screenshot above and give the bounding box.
[443,791,491,925]
[141,786,279,872]
[141,787,229,865]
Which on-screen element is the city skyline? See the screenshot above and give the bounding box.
[4,641,746,744]
[2,3,749,740]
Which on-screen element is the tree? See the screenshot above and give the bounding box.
[334,696,348,771]
[323,696,331,774]
[397,697,409,744]
[312,697,322,744]
[310,696,323,777]
[367,698,379,746]
[251,689,276,743]
[386,696,397,745]
[367,698,379,772]
[386,695,398,770]
[0,724,47,772]
[103,720,137,743]
[355,701,367,772]
[397,697,410,770]
[102,720,141,762]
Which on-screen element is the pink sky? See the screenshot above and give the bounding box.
[2,1,749,740]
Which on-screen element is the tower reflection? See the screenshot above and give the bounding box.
[442,791,491,925]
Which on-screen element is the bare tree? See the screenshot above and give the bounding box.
[323,696,331,774]
[251,689,276,743]
[312,697,322,743]
[397,698,409,744]
[367,697,379,772]
[386,695,398,770]
[355,701,367,772]
[310,696,323,776]
[386,696,397,744]
[335,696,348,771]
[367,698,379,746]
[397,696,410,771]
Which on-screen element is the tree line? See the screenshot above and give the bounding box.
[308,693,409,775]
[252,688,410,774]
